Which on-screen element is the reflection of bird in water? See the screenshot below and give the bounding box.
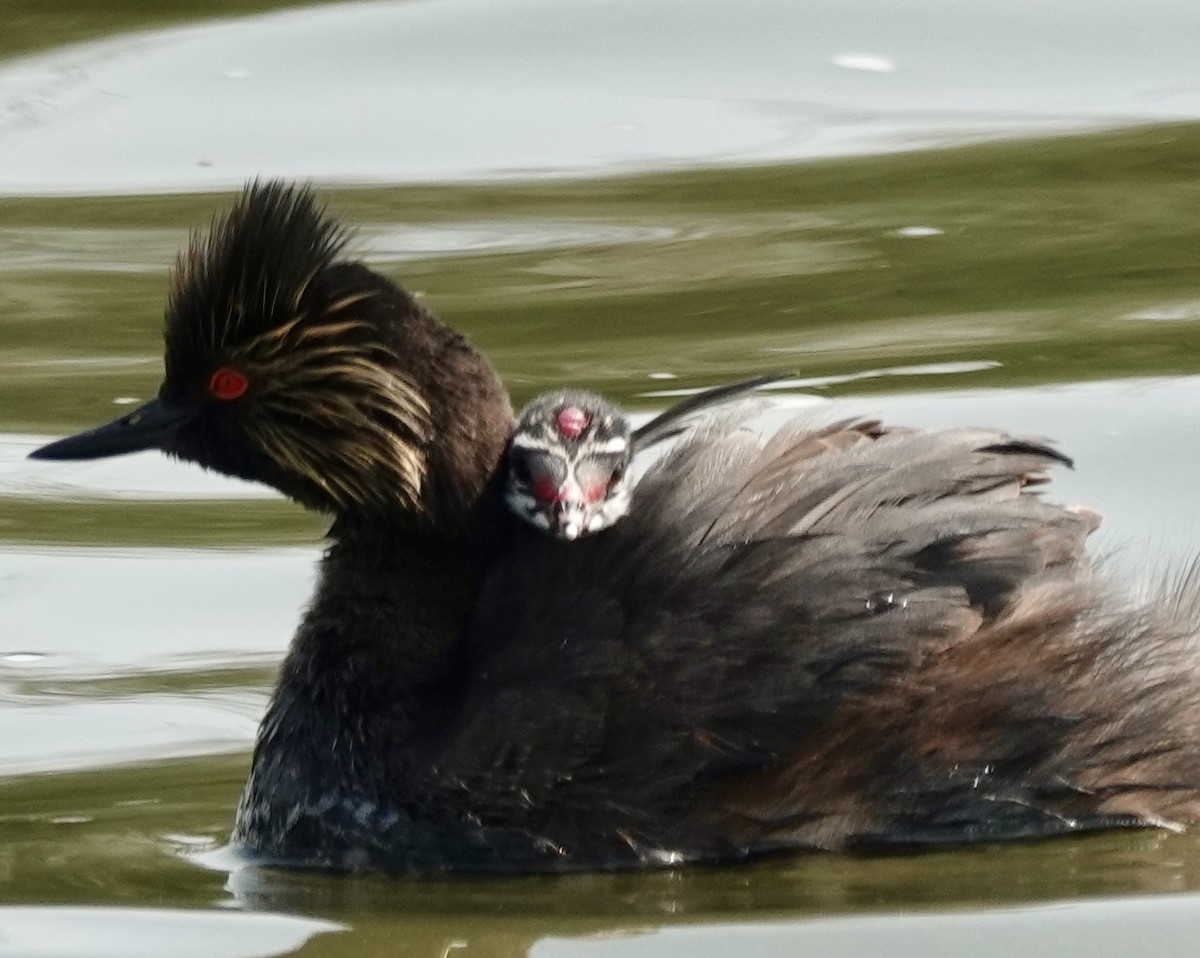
[32,181,1200,873]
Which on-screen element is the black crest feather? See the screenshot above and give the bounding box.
[165,180,349,368]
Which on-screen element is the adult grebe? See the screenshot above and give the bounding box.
[30,182,1200,871]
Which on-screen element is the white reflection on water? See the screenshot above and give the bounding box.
[639,360,1002,397]
[534,892,1200,958]
[359,221,680,263]
[0,689,264,775]
[0,0,1198,193]
[831,53,897,73]
[0,907,342,958]
[1,436,275,500]
[0,220,680,273]
[0,546,314,670]
[0,545,308,773]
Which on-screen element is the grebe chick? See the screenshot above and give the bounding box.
[29,181,1200,872]
[507,377,778,538]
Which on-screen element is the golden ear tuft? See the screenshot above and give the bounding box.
[230,303,432,513]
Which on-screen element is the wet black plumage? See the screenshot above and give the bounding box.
[30,181,1200,871]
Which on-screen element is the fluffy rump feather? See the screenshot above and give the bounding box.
[441,411,1200,862]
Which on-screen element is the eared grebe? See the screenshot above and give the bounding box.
[506,378,777,538]
[30,182,1200,872]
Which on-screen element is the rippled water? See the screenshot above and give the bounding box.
[4,0,1200,955]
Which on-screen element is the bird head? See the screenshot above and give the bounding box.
[504,390,633,539]
[32,181,511,529]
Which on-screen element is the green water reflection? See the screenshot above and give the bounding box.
[6,748,1200,957]
[6,124,1200,439]
[5,125,1200,554]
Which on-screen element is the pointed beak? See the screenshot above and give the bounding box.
[552,483,587,540]
[28,398,194,461]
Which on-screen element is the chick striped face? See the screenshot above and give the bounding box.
[505,393,633,539]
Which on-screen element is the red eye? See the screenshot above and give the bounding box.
[532,477,560,504]
[209,367,249,401]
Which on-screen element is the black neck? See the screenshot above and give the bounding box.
[234,298,517,861]
[233,518,479,860]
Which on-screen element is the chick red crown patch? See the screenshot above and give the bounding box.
[555,406,589,439]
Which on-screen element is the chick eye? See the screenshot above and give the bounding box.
[209,366,249,401]
[511,455,534,486]
[608,464,626,488]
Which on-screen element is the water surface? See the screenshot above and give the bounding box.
[3,1,1200,956]
[3,0,1200,191]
